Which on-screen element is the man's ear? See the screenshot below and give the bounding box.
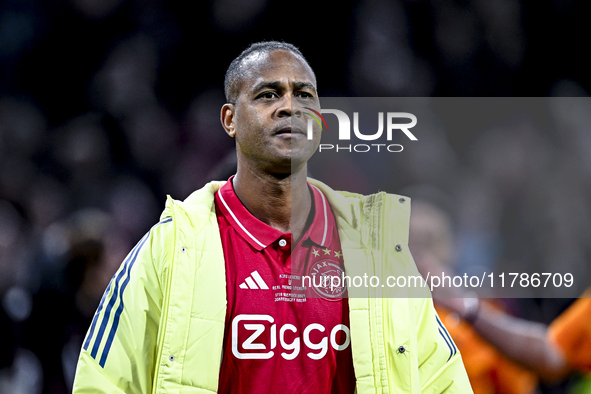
[221,103,236,138]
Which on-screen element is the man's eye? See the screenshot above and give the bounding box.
[258,92,277,99]
[296,92,313,98]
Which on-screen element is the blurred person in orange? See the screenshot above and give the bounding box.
[409,195,538,394]
[441,289,591,393]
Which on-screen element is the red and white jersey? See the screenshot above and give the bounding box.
[215,177,355,393]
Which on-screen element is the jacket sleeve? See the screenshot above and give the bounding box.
[415,296,474,393]
[72,217,173,394]
[548,290,591,372]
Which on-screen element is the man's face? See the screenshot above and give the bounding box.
[225,50,321,174]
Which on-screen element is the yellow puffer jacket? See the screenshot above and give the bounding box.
[73,179,473,393]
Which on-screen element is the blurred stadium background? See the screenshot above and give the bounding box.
[1,0,590,393]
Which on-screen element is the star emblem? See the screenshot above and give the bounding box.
[323,248,331,255]
[312,248,319,257]
[334,250,342,258]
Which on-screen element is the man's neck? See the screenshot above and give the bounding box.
[232,165,311,242]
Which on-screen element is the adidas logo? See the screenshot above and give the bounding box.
[239,271,269,290]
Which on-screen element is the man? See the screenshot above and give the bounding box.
[73,41,472,393]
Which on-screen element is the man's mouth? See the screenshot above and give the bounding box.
[275,126,306,136]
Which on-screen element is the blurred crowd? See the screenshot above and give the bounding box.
[1,0,591,393]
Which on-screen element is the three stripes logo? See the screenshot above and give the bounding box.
[82,217,172,368]
[436,314,458,362]
[239,270,269,290]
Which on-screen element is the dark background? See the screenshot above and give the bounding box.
[1,0,590,392]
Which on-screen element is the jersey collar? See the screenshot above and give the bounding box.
[215,176,333,251]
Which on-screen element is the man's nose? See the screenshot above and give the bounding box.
[277,95,302,117]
